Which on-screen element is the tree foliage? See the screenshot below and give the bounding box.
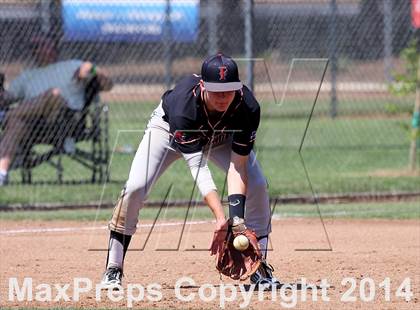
[389,38,419,96]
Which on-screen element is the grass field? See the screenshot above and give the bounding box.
[1,101,419,205]
[1,200,419,221]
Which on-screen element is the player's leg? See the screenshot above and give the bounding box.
[208,144,280,287]
[102,103,181,287]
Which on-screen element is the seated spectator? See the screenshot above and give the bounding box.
[0,36,113,185]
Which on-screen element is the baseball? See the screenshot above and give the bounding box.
[233,235,249,251]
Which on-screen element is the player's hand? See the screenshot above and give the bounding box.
[215,217,227,231]
[210,219,228,256]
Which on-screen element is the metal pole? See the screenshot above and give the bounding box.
[329,0,338,118]
[207,0,218,55]
[383,0,393,82]
[40,0,51,34]
[244,0,254,91]
[164,0,172,89]
[409,31,420,171]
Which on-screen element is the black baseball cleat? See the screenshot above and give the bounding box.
[250,260,281,289]
[101,267,123,289]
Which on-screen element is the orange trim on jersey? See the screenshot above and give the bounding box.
[170,132,202,145]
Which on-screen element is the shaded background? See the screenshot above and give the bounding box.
[0,0,418,206]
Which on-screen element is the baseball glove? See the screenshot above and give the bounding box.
[210,218,262,280]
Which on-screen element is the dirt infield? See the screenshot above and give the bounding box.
[1,218,419,309]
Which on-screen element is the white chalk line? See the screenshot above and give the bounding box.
[273,208,417,218]
[0,219,213,236]
[1,207,416,236]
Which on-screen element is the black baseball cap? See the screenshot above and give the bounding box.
[201,53,242,92]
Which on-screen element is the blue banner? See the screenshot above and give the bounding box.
[62,0,199,42]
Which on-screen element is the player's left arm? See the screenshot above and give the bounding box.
[227,151,249,228]
[228,97,260,222]
[171,116,226,230]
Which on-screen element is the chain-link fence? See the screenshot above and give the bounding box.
[0,0,418,205]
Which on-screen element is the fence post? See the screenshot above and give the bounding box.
[207,0,218,55]
[383,0,393,82]
[409,57,420,171]
[329,0,338,118]
[164,0,172,90]
[40,0,51,34]
[244,0,254,91]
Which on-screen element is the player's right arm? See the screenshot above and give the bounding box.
[170,116,226,229]
[204,191,226,230]
[182,150,226,230]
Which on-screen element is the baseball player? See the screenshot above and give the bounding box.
[101,53,280,288]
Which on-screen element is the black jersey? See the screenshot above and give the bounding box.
[161,74,260,156]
